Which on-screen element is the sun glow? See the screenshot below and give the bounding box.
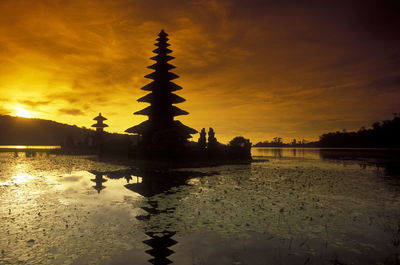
[0,173,35,186]
[15,107,33,118]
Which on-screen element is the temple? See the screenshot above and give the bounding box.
[92,113,108,132]
[125,30,197,146]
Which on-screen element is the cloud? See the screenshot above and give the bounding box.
[362,75,400,92]
[0,0,399,142]
[19,100,51,108]
[0,106,10,115]
[58,108,85,116]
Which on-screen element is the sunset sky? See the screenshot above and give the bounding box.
[0,0,399,143]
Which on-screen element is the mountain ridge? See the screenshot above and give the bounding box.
[0,115,130,145]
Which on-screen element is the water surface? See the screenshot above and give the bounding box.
[1,149,399,265]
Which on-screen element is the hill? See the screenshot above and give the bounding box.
[0,115,134,146]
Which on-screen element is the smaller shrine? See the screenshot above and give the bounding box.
[91,113,108,132]
[91,113,108,150]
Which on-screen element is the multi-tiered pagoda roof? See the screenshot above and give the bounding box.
[125,30,197,143]
[91,113,108,132]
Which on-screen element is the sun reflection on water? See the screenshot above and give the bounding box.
[0,173,35,186]
[12,173,35,184]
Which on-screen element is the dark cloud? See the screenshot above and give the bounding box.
[48,89,107,107]
[351,0,400,42]
[19,100,51,108]
[58,108,85,116]
[363,75,400,92]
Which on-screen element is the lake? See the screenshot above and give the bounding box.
[0,145,61,151]
[0,148,399,265]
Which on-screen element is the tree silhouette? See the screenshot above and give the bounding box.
[198,128,206,150]
[319,116,400,148]
[273,137,282,145]
[228,136,251,148]
[228,136,252,159]
[207,127,217,147]
[125,30,197,146]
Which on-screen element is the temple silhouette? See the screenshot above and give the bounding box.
[125,30,197,148]
[91,113,108,132]
[91,113,108,149]
[56,30,252,162]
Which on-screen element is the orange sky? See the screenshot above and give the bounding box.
[0,0,399,143]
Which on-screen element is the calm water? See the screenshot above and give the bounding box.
[0,145,60,150]
[0,148,399,265]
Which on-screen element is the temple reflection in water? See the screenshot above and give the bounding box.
[87,168,202,264]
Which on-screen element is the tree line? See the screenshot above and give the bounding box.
[319,115,400,148]
[254,115,400,148]
[254,137,314,147]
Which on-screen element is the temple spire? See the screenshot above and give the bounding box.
[125,30,197,145]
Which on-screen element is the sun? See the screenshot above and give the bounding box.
[15,107,33,118]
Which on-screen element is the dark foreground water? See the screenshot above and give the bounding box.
[1,148,399,265]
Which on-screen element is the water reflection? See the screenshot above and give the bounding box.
[89,171,108,193]
[319,149,400,177]
[0,159,36,186]
[11,150,51,158]
[128,170,191,265]
[0,173,35,186]
[0,145,60,150]
[253,147,400,177]
[252,147,321,159]
[2,150,400,264]
[144,231,177,265]
[380,161,400,177]
[87,168,210,265]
